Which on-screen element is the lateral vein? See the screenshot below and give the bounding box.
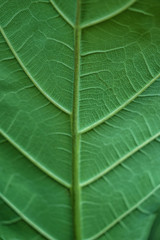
[0,129,71,189]
[0,193,56,240]
[80,72,160,134]
[81,0,137,29]
[0,26,71,115]
[86,183,160,240]
[49,0,74,28]
[81,132,160,187]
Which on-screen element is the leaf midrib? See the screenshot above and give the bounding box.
[72,0,81,239]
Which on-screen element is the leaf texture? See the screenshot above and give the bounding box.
[0,0,160,240]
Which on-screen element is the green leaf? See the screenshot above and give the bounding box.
[0,0,160,240]
[148,209,160,240]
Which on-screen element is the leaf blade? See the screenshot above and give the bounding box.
[1,0,160,240]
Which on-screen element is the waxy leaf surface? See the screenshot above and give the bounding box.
[0,0,160,239]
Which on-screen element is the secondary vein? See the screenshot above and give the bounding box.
[80,131,160,187]
[86,183,160,240]
[49,0,74,28]
[0,26,71,115]
[80,71,160,134]
[72,0,81,239]
[0,193,55,240]
[0,130,70,189]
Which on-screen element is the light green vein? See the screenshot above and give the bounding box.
[0,193,56,240]
[86,183,160,240]
[81,132,160,187]
[71,0,81,239]
[49,0,74,28]
[129,7,154,17]
[80,72,160,134]
[81,0,137,29]
[0,27,71,115]
[1,216,21,225]
[0,130,71,189]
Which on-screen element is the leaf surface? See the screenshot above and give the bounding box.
[0,0,160,239]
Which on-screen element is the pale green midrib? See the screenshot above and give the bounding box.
[72,0,81,239]
[0,27,71,115]
[0,130,70,189]
[80,71,160,134]
[86,183,160,240]
[81,132,160,187]
[0,193,55,240]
